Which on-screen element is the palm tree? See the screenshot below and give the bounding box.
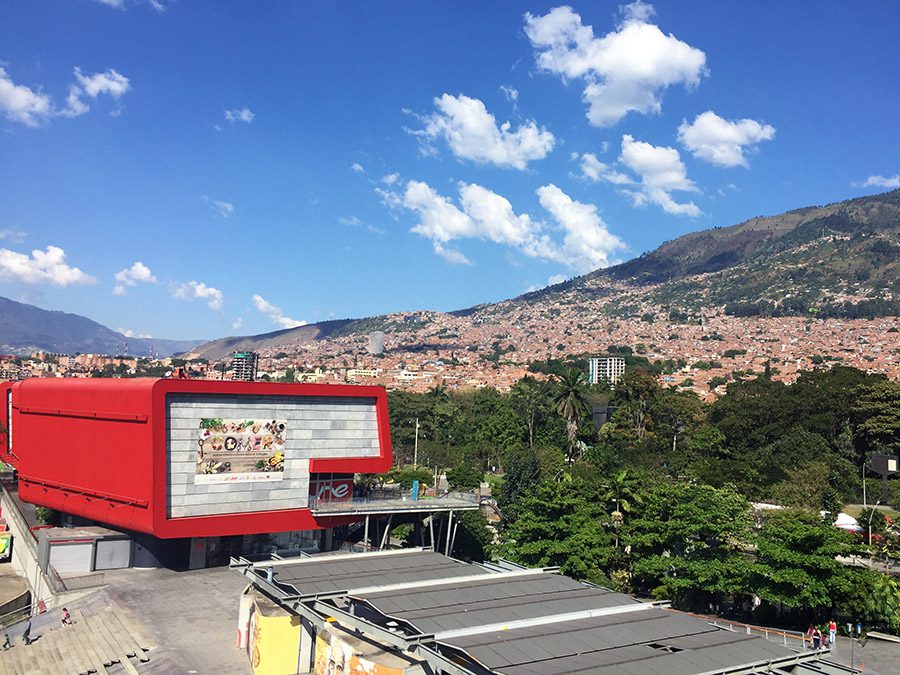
[552,368,591,464]
[602,469,642,548]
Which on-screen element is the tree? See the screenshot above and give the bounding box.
[610,369,661,444]
[770,462,830,509]
[752,509,854,619]
[627,482,753,609]
[842,570,900,634]
[852,380,900,454]
[552,368,591,464]
[498,480,614,584]
[497,448,541,524]
[386,465,432,489]
[446,464,483,492]
[601,470,642,547]
[511,376,547,449]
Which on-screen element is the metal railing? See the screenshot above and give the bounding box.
[309,488,479,510]
[0,605,32,630]
[671,608,809,650]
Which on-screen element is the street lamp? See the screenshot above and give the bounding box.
[867,501,882,547]
[413,417,419,467]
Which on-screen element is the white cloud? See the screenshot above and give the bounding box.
[0,229,27,244]
[231,317,243,331]
[855,174,900,189]
[678,111,775,167]
[213,200,234,218]
[75,68,130,99]
[500,85,519,103]
[0,67,52,127]
[173,281,223,311]
[619,134,701,216]
[62,68,130,117]
[0,245,96,286]
[113,261,156,295]
[252,294,306,329]
[536,184,626,271]
[380,173,400,185]
[526,273,568,293]
[432,243,472,266]
[350,162,365,173]
[412,93,555,169]
[383,179,624,272]
[95,0,167,12]
[578,152,633,185]
[224,108,254,124]
[1,66,130,126]
[524,3,707,127]
[117,327,152,339]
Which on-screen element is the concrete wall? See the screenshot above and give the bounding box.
[0,487,54,610]
[166,394,380,518]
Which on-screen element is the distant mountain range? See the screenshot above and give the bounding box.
[0,296,202,357]
[184,189,899,360]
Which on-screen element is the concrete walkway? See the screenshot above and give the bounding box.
[98,566,250,674]
[822,634,900,675]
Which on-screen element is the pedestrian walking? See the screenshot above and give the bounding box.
[828,618,837,648]
[806,624,815,649]
[61,607,73,626]
[1,632,10,650]
[22,619,32,646]
[813,626,822,649]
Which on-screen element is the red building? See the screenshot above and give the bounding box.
[4,378,393,566]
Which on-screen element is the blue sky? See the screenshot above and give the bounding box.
[1,1,898,341]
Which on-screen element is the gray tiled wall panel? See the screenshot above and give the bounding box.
[166,393,381,518]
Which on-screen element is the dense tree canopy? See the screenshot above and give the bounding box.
[383,364,900,632]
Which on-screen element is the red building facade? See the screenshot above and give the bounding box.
[8,378,392,539]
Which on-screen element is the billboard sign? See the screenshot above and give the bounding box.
[196,418,286,484]
[309,477,354,503]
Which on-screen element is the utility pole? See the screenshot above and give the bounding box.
[862,459,867,509]
[413,417,419,467]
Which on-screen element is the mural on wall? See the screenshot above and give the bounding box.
[196,418,286,484]
[315,630,410,675]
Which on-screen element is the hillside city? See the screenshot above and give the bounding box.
[7,279,898,398]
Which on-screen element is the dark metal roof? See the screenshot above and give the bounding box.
[454,612,796,674]
[360,572,637,635]
[271,550,489,596]
[243,550,845,675]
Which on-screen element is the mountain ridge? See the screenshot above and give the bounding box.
[185,189,899,360]
[0,296,202,357]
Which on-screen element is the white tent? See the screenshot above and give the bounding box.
[833,512,863,532]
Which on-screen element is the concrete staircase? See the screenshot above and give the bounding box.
[0,607,154,674]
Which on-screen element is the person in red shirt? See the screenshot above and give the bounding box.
[828,619,837,647]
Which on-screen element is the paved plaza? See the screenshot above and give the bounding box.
[94,566,251,674]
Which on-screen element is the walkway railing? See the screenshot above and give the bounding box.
[668,608,810,650]
[309,489,478,511]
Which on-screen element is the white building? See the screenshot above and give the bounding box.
[588,355,626,386]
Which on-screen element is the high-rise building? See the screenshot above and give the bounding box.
[231,351,259,381]
[368,331,385,355]
[588,355,626,386]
